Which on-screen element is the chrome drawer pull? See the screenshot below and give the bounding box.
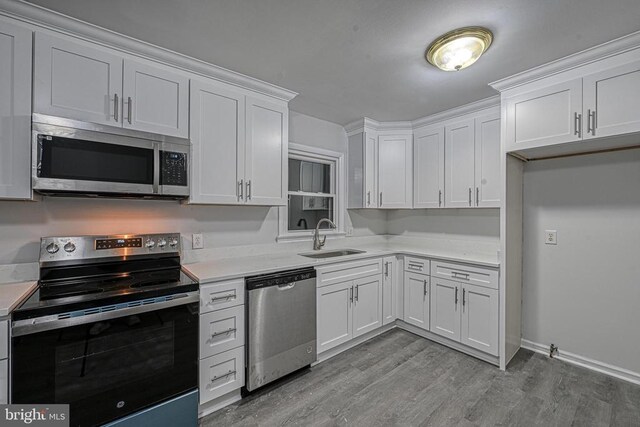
[209,370,236,387]
[209,294,235,303]
[210,328,237,339]
[451,272,470,280]
[408,264,423,271]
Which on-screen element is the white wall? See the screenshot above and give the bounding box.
[0,112,384,266]
[522,148,640,374]
[386,208,500,241]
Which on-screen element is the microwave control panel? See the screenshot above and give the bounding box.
[160,151,188,187]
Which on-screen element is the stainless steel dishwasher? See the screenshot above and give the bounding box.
[245,267,317,391]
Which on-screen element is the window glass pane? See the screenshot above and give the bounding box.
[288,195,334,231]
[288,159,331,193]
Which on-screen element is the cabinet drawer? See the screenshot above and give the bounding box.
[199,347,245,405]
[200,305,245,359]
[0,359,6,404]
[316,258,382,288]
[431,260,498,290]
[200,279,245,314]
[404,257,430,274]
[0,320,7,360]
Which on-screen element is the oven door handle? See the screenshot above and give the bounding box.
[12,291,199,337]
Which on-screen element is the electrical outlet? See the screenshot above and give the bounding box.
[192,233,204,249]
[346,227,354,237]
[545,230,557,245]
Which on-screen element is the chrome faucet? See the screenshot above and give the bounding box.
[313,218,337,250]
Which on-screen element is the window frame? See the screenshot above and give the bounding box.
[277,143,345,242]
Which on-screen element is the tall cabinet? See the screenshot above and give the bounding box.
[0,21,32,200]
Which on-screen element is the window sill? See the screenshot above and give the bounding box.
[276,231,346,243]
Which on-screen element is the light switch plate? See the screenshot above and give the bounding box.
[192,233,204,249]
[545,230,557,245]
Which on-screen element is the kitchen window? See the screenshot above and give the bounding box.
[278,144,345,241]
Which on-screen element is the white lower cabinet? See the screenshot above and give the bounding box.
[382,257,397,325]
[198,279,246,406]
[352,275,383,337]
[430,278,461,341]
[403,272,430,329]
[199,347,245,405]
[317,281,354,353]
[460,284,499,356]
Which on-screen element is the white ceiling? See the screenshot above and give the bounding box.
[25,0,640,125]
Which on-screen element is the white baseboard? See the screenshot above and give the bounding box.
[521,338,640,386]
[198,389,242,419]
[315,323,397,364]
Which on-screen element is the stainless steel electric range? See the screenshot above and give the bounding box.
[11,233,199,427]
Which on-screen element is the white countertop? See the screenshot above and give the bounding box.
[0,281,37,317]
[183,240,500,283]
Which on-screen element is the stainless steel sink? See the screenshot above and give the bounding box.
[299,249,366,259]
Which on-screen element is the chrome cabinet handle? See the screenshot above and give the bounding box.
[350,286,353,303]
[210,328,237,340]
[379,192,383,207]
[208,370,236,387]
[588,109,597,135]
[127,96,133,124]
[452,271,470,280]
[423,279,428,296]
[468,188,472,206]
[455,287,459,306]
[355,285,359,302]
[476,187,479,206]
[209,294,235,304]
[574,112,582,138]
[238,179,244,201]
[384,262,389,277]
[587,109,592,134]
[462,288,466,309]
[114,93,119,121]
[367,191,371,206]
[408,263,422,271]
[439,190,442,207]
[246,180,252,200]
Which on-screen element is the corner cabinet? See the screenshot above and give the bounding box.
[347,130,378,208]
[34,32,189,138]
[0,21,32,200]
[189,80,288,206]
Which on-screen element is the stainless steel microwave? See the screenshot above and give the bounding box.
[31,115,189,198]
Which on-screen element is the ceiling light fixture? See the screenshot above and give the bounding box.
[426,27,493,71]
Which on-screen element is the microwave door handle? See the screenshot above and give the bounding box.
[153,143,160,194]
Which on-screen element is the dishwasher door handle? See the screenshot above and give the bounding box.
[277,283,296,290]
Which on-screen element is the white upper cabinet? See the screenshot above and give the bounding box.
[413,126,445,208]
[122,60,189,138]
[352,275,383,338]
[445,119,475,208]
[34,33,189,138]
[364,132,378,208]
[0,21,32,200]
[460,284,499,356]
[347,130,378,208]
[504,79,583,151]
[190,80,245,204]
[244,97,288,206]
[378,134,412,208]
[474,112,501,207]
[583,60,640,139]
[34,32,122,127]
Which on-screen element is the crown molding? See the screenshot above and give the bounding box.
[345,117,413,136]
[490,30,640,92]
[411,95,500,129]
[0,0,298,102]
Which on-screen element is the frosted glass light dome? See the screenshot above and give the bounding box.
[426,27,493,71]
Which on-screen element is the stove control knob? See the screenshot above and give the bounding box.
[64,242,76,253]
[145,239,156,249]
[157,239,167,248]
[168,238,179,248]
[46,243,59,254]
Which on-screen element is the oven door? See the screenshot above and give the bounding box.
[32,124,158,196]
[12,293,199,427]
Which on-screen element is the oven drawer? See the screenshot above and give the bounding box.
[199,347,245,405]
[0,320,7,359]
[199,305,245,359]
[404,257,430,275]
[200,279,245,314]
[431,260,498,290]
